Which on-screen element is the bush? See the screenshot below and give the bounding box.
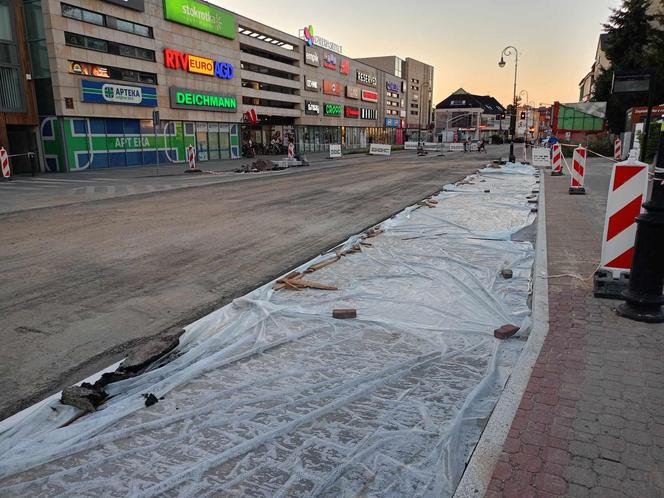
[490,134,504,144]
[586,135,613,157]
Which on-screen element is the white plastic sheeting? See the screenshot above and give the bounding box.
[0,162,538,497]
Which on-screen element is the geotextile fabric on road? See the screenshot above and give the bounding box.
[0,162,538,497]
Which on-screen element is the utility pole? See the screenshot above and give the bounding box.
[499,46,519,163]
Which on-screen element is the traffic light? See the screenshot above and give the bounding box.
[520,111,526,120]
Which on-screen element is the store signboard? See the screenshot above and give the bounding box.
[301,24,342,53]
[304,46,319,66]
[360,107,376,120]
[164,48,234,79]
[305,100,320,115]
[305,78,319,91]
[103,0,144,11]
[329,144,342,158]
[163,0,236,40]
[323,80,341,97]
[69,61,110,78]
[357,70,377,86]
[361,89,378,103]
[340,59,349,75]
[344,106,359,118]
[81,80,157,106]
[324,103,342,116]
[169,86,237,112]
[346,85,360,99]
[323,50,337,70]
[385,117,400,127]
[386,81,400,92]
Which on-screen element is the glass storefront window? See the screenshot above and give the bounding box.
[208,123,219,160]
[196,123,208,161]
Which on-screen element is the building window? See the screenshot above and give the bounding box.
[410,110,418,116]
[61,4,153,38]
[65,32,155,62]
[0,0,22,111]
[240,61,296,81]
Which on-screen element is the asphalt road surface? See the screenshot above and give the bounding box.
[0,149,504,421]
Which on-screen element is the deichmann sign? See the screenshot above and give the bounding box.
[346,85,360,99]
[164,48,234,79]
[323,80,341,97]
[163,0,236,40]
[360,107,376,120]
[169,87,237,112]
[304,46,319,67]
[356,70,377,86]
[361,89,378,103]
[305,78,319,92]
[324,103,342,116]
[305,100,320,115]
[81,80,157,106]
[344,106,359,119]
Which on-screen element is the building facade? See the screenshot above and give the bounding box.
[0,0,43,174]
[356,55,434,137]
[434,88,506,141]
[0,0,433,173]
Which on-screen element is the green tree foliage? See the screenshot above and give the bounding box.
[592,0,664,132]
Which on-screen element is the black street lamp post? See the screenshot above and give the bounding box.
[617,123,664,322]
[499,46,518,163]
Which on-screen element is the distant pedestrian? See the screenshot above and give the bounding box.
[463,137,468,153]
[478,138,487,154]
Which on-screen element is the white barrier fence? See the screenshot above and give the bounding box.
[369,144,392,156]
[404,141,443,152]
[329,144,342,159]
[531,147,551,167]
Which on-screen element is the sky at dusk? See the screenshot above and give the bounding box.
[214,0,623,107]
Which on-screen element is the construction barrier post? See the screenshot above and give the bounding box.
[184,144,201,173]
[616,125,664,322]
[569,145,586,195]
[593,150,649,298]
[614,137,622,161]
[1,147,11,181]
[551,144,563,176]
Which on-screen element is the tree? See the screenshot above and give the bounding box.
[592,0,664,132]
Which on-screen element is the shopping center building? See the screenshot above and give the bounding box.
[0,0,434,172]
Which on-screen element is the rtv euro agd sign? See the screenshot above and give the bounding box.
[163,0,236,39]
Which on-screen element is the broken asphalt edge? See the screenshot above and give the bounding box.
[452,169,550,498]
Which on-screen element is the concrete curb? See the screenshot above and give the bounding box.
[453,171,550,498]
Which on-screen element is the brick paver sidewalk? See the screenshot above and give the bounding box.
[487,173,664,497]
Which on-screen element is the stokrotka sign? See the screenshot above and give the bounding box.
[163,0,236,39]
[164,48,234,79]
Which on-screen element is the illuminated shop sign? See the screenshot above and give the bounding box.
[361,89,378,103]
[344,106,359,118]
[301,24,342,53]
[305,46,319,66]
[305,100,320,115]
[323,51,337,70]
[360,107,377,120]
[103,0,144,11]
[164,48,234,79]
[305,78,319,91]
[340,59,349,75]
[386,81,400,92]
[163,0,236,39]
[81,80,157,106]
[169,87,237,111]
[324,103,342,116]
[356,70,377,86]
[69,61,110,78]
[385,117,400,127]
[346,85,360,99]
[323,80,341,97]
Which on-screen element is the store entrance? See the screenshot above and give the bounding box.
[193,122,232,162]
[6,125,39,174]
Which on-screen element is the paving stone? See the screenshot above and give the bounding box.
[567,466,596,488]
[565,483,590,498]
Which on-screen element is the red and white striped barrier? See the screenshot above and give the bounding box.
[184,144,201,173]
[599,151,649,275]
[613,137,622,161]
[569,145,586,194]
[551,144,563,176]
[0,147,10,179]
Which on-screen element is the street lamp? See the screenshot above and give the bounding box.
[418,81,430,142]
[499,46,519,162]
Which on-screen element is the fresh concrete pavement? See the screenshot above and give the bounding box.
[0,146,506,421]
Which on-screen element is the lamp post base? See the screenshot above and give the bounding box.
[509,142,516,163]
[616,301,664,323]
